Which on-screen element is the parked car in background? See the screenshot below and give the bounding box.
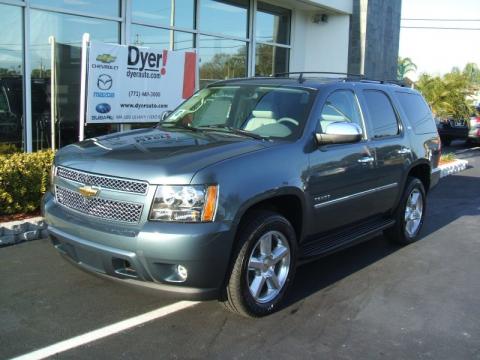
[468,106,480,144]
[435,117,469,146]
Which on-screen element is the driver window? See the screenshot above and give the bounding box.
[319,90,363,133]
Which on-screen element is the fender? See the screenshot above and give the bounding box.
[392,159,431,212]
[231,185,307,242]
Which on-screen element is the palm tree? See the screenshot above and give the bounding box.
[397,57,417,80]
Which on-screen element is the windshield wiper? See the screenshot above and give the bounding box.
[197,125,267,140]
[157,122,202,132]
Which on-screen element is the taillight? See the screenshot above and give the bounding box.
[476,116,480,124]
[476,128,480,137]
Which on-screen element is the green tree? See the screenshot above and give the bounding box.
[397,57,417,80]
[200,48,246,81]
[463,63,480,86]
[416,71,475,119]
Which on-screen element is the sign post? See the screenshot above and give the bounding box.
[48,36,56,149]
[79,33,90,141]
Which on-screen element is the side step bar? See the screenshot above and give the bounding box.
[300,218,395,261]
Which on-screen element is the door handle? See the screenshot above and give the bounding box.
[358,156,374,164]
[397,147,412,155]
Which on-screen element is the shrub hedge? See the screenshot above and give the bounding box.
[0,150,55,215]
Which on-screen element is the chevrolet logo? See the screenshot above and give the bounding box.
[78,185,99,198]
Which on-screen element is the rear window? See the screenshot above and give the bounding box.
[396,92,437,134]
[363,90,399,138]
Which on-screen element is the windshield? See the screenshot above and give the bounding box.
[161,85,315,140]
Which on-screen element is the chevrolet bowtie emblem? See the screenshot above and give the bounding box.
[78,185,99,198]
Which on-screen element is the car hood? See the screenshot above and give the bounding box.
[54,127,273,184]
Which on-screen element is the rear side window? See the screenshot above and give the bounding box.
[396,92,437,134]
[363,90,399,138]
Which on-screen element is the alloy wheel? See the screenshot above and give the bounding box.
[404,188,424,237]
[246,230,291,303]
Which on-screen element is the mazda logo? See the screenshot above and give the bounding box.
[97,74,113,90]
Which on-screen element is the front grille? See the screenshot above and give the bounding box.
[56,166,148,195]
[55,185,143,223]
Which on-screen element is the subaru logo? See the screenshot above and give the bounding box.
[97,74,112,90]
[96,103,111,114]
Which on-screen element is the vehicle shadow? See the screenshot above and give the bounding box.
[283,173,480,309]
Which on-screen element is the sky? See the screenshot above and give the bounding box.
[399,0,480,80]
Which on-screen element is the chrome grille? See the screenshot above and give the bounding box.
[55,185,143,223]
[56,166,148,194]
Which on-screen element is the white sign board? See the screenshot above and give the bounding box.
[86,41,197,124]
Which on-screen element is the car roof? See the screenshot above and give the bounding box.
[208,76,417,93]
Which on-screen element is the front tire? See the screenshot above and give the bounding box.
[223,211,297,317]
[385,177,426,245]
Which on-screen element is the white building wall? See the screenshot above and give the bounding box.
[290,10,350,74]
[306,0,352,14]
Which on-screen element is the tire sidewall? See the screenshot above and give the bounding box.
[238,214,297,316]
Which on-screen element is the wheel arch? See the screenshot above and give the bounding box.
[231,187,306,244]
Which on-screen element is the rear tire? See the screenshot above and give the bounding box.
[385,177,426,245]
[223,210,297,317]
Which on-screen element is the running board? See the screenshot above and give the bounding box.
[300,218,395,261]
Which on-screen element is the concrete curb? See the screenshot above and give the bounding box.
[438,159,469,178]
[0,216,47,247]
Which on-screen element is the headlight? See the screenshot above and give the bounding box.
[149,185,218,222]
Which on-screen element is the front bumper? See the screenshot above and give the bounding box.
[43,192,234,300]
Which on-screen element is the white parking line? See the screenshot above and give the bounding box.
[10,301,199,360]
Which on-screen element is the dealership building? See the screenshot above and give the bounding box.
[0,0,401,153]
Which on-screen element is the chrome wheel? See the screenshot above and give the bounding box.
[247,230,291,304]
[404,188,423,237]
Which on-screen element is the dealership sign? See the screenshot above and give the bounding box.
[85,41,197,124]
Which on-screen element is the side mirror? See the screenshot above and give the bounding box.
[315,122,362,145]
[161,111,172,121]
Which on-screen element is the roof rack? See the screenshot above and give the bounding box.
[273,72,406,87]
[274,71,365,83]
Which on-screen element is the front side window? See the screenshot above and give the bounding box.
[363,90,399,138]
[163,85,315,140]
[319,90,363,133]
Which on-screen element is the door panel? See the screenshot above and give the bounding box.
[306,142,381,236]
[359,89,412,211]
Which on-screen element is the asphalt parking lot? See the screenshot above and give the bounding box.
[1,143,479,360]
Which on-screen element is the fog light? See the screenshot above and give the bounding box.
[176,265,188,281]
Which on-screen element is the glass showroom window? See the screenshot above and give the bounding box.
[132,0,195,30]
[198,35,247,87]
[131,25,194,51]
[199,0,249,38]
[31,0,120,17]
[0,4,23,153]
[255,2,291,76]
[29,10,120,151]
